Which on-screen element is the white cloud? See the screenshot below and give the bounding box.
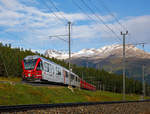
[89,15,150,44]
[0,38,17,44]
[124,15,150,43]
[0,0,149,52]
[0,0,26,12]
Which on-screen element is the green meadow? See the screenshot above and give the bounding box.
[0,80,149,106]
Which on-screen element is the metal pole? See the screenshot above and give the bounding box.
[142,44,145,99]
[142,65,145,98]
[121,31,128,101]
[48,23,72,87]
[68,21,71,86]
[123,33,125,101]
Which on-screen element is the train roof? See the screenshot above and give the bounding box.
[24,55,79,77]
[24,55,40,60]
[24,55,63,68]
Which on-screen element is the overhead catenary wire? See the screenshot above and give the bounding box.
[91,0,140,46]
[71,0,101,36]
[72,0,98,24]
[96,0,141,46]
[71,0,121,43]
[125,33,145,50]
[88,0,123,33]
[49,35,68,43]
[126,33,141,46]
[71,0,104,34]
[48,0,74,47]
[47,0,69,22]
[39,0,65,24]
[80,0,122,41]
[97,0,127,31]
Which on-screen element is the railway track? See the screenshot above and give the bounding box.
[21,81,65,87]
[0,100,150,112]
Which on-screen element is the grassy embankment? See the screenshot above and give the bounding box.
[0,77,149,105]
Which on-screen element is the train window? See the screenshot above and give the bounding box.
[41,61,43,70]
[78,79,80,82]
[71,74,74,80]
[49,64,52,73]
[56,67,58,75]
[44,62,49,72]
[65,71,68,78]
[76,77,77,81]
[58,71,61,75]
[24,59,37,70]
[56,67,61,75]
[51,66,54,75]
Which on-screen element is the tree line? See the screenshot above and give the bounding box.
[0,42,150,95]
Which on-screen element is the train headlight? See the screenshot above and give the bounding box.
[28,73,31,77]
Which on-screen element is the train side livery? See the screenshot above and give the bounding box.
[22,55,96,90]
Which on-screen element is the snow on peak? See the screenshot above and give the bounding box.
[45,50,68,59]
[45,44,147,60]
[73,48,97,57]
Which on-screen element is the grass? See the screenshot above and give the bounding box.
[0,77,21,82]
[0,81,149,106]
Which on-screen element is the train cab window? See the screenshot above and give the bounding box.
[36,61,43,71]
[24,59,37,70]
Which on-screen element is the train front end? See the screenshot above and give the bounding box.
[22,55,43,81]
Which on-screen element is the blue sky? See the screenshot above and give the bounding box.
[0,0,150,53]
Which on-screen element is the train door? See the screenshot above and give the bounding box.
[71,74,74,86]
[59,67,64,83]
[74,76,80,87]
[63,70,69,84]
[63,70,66,84]
[75,76,78,87]
[42,62,49,81]
[65,71,69,85]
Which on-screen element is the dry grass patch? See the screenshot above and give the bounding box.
[0,77,21,82]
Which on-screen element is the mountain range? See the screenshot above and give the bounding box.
[45,44,150,83]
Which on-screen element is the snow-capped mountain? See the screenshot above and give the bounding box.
[45,50,69,59]
[45,48,98,59]
[45,44,150,60]
[45,44,150,83]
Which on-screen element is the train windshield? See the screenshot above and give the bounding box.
[36,61,43,71]
[24,59,37,70]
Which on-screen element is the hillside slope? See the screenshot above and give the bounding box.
[0,82,148,105]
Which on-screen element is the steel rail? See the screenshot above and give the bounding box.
[0,100,150,112]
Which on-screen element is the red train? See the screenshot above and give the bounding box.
[22,55,96,91]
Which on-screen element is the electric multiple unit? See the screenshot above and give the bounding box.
[22,55,96,90]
